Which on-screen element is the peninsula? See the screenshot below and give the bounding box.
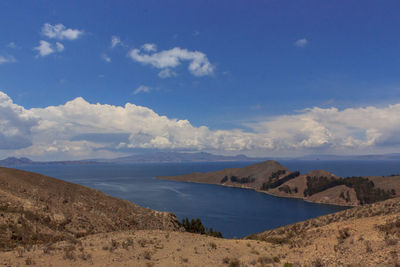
[158,160,400,206]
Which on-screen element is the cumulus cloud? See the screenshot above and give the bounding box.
[41,23,83,40]
[133,85,151,95]
[0,55,16,64]
[33,40,64,57]
[3,90,400,159]
[0,92,38,149]
[294,38,308,47]
[128,45,214,77]
[33,40,54,57]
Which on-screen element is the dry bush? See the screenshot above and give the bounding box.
[63,245,76,260]
[143,250,152,260]
[228,258,240,267]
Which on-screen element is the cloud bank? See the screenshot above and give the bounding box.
[2,90,400,159]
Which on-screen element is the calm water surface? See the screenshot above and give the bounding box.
[16,160,400,238]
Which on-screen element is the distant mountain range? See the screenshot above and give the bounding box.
[294,153,400,161]
[2,152,400,167]
[0,152,261,166]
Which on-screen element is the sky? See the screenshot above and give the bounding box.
[1,0,400,160]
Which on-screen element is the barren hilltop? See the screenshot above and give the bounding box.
[1,166,400,266]
[158,160,400,206]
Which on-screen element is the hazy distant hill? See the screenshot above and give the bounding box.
[96,151,260,163]
[0,157,94,166]
[159,160,400,206]
[295,153,400,161]
[0,152,261,166]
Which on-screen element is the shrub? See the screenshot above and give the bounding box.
[209,242,217,249]
[180,217,223,238]
[228,258,240,267]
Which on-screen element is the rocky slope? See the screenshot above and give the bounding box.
[0,167,180,251]
[158,160,400,206]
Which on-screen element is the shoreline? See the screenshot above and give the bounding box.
[155,177,356,208]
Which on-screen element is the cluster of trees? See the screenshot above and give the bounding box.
[339,191,351,202]
[230,175,256,184]
[269,170,287,181]
[260,171,300,190]
[179,218,223,238]
[278,185,298,194]
[220,175,256,184]
[304,176,396,204]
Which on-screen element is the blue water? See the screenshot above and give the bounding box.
[14,160,400,238]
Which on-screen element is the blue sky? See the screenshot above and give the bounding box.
[1,1,400,160]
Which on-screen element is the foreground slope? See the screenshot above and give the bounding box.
[159,160,400,206]
[0,167,180,250]
[1,197,400,266]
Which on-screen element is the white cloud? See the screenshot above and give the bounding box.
[41,23,83,40]
[101,53,111,63]
[142,43,157,52]
[158,68,177,78]
[33,40,54,57]
[56,42,64,52]
[294,38,308,47]
[0,55,16,64]
[4,90,400,159]
[133,85,151,95]
[0,92,38,149]
[128,45,214,77]
[111,36,122,48]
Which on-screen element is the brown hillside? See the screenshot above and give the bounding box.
[158,160,291,189]
[161,161,399,206]
[0,167,180,250]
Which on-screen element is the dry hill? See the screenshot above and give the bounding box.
[159,160,400,206]
[0,167,180,251]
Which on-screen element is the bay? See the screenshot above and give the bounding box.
[15,160,400,238]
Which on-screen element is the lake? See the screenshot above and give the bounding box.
[14,160,400,238]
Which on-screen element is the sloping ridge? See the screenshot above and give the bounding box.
[159,160,399,206]
[0,167,180,250]
[158,160,290,189]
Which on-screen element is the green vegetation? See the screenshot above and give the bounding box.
[260,171,300,190]
[179,218,223,238]
[279,185,298,194]
[220,176,228,183]
[230,175,256,184]
[269,170,286,180]
[303,176,395,204]
[339,190,351,202]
